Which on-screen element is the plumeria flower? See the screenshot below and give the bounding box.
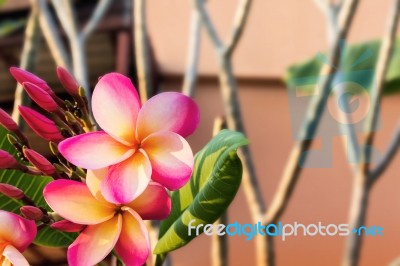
[58,73,199,204]
[44,168,171,266]
[0,211,37,266]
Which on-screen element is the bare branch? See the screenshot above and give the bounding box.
[81,0,113,41]
[343,1,400,265]
[182,10,202,97]
[211,213,228,266]
[50,0,78,40]
[363,0,400,167]
[370,122,400,180]
[263,0,360,225]
[134,0,152,103]
[224,0,252,57]
[36,0,71,69]
[11,3,41,125]
[193,0,267,264]
[193,0,223,50]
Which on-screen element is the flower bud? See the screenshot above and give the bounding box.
[18,106,64,143]
[23,148,56,175]
[0,109,18,132]
[10,67,53,95]
[57,67,79,97]
[0,150,17,169]
[51,220,85,232]
[22,82,59,113]
[0,183,24,199]
[20,206,43,220]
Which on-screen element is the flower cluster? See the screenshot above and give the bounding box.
[0,68,199,266]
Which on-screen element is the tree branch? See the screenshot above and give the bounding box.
[134,0,152,103]
[263,0,360,225]
[192,0,270,265]
[343,1,400,265]
[224,0,252,57]
[369,122,400,180]
[81,0,113,41]
[182,10,202,97]
[36,0,71,69]
[193,0,223,50]
[11,2,41,126]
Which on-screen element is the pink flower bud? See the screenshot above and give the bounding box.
[20,206,43,220]
[23,148,56,175]
[57,67,79,97]
[10,67,54,95]
[18,106,64,143]
[22,82,59,113]
[0,109,18,132]
[0,150,17,169]
[51,220,85,232]
[0,183,24,199]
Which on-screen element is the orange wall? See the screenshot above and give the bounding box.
[148,0,396,77]
[162,81,400,266]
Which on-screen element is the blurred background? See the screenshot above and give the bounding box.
[1,0,400,265]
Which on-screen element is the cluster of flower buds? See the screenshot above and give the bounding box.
[0,67,94,229]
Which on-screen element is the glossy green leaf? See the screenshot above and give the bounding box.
[285,39,400,95]
[154,129,248,257]
[0,127,77,247]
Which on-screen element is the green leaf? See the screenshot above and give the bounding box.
[284,39,400,95]
[0,19,26,37]
[0,127,77,247]
[154,129,248,256]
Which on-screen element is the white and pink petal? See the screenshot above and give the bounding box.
[68,215,122,266]
[58,131,134,170]
[115,208,149,266]
[142,131,194,190]
[136,92,200,140]
[128,182,171,220]
[0,211,36,251]
[2,245,29,266]
[101,151,151,205]
[92,73,141,145]
[44,180,115,225]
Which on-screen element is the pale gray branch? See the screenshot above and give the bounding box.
[263,0,360,225]
[370,122,400,180]
[81,0,113,41]
[134,0,152,103]
[182,10,202,97]
[37,0,71,69]
[343,1,400,265]
[224,0,252,57]
[11,3,41,125]
[193,0,268,264]
[193,0,223,50]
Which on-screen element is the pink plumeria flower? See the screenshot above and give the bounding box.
[44,169,171,266]
[58,73,199,204]
[0,211,37,266]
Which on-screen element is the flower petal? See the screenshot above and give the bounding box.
[58,131,134,169]
[68,214,122,266]
[115,208,149,266]
[136,92,199,140]
[86,168,109,203]
[44,180,115,225]
[2,245,29,266]
[142,131,194,190]
[92,73,141,145]
[101,151,151,205]
[127,182,171,220]
[0,211,36,251]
